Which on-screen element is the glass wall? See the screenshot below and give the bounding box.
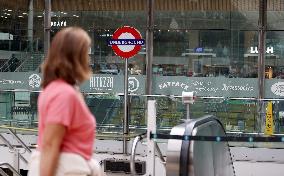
[153,0,259,78]
[49,1,147,75]
[0,0,44,72]
[1,0,284,136]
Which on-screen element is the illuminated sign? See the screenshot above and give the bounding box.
[51,21,67,27]
[195,47,204,53]
[250,46,274,54]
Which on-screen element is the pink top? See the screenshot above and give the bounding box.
[37,79,95,160]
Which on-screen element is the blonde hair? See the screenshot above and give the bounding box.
[41,27,92,88]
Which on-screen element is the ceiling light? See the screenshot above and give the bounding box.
[18,15,23,18]
[37,15,42,18]
[7,9,12,12]
[6,13,11,16]
[23,12,27,15]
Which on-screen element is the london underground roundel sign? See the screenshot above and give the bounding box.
[108,26,145,59]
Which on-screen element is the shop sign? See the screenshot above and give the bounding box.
[0,79,23,85]
[51,21,67,27]
[271,82,284,96]
[128,77,140,92]
[158,81,190,91]
[28,74,41,88]
[82,75,145,94]
[89,76,114,91]
[0,73,40,90]
[154,77,257,97]
[250,46,273,54]
[3,72,284,99]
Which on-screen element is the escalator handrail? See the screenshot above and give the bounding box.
[179,115,235,176]
[187,115,225,132]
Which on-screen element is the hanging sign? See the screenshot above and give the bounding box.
[108,26,145,58]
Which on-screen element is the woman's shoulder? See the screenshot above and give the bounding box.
[44,79,77,96]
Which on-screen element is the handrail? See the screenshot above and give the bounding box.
[155,142,166,164]
[130,133,146,176]
[8,129,32,153]
[0,163,21,176]
[0,168,9,176]
[0,125,38,132]
[19,154,28,164]
[14,56,28,72]
[0,125,170,138]
[0,134,14,149]
[0,128,31,173]
[0,133,29,164]
[0,59,11,72]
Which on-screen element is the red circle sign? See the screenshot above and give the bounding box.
[109,26,145,59]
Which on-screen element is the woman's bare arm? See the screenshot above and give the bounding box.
[40,124,66,176]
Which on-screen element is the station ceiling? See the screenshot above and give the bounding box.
[2,0,282,12]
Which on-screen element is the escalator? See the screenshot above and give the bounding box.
[166,115,235,176]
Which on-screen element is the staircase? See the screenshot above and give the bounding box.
[16,53,44,72]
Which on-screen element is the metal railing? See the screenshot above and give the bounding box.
[130,133,145,176]
[0,167,9,176]
[8,129,32,153]
[130,134,166,175]
[0,128,32,175]
[0,163,21,176]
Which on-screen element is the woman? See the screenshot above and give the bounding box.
[28,27,103,176]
